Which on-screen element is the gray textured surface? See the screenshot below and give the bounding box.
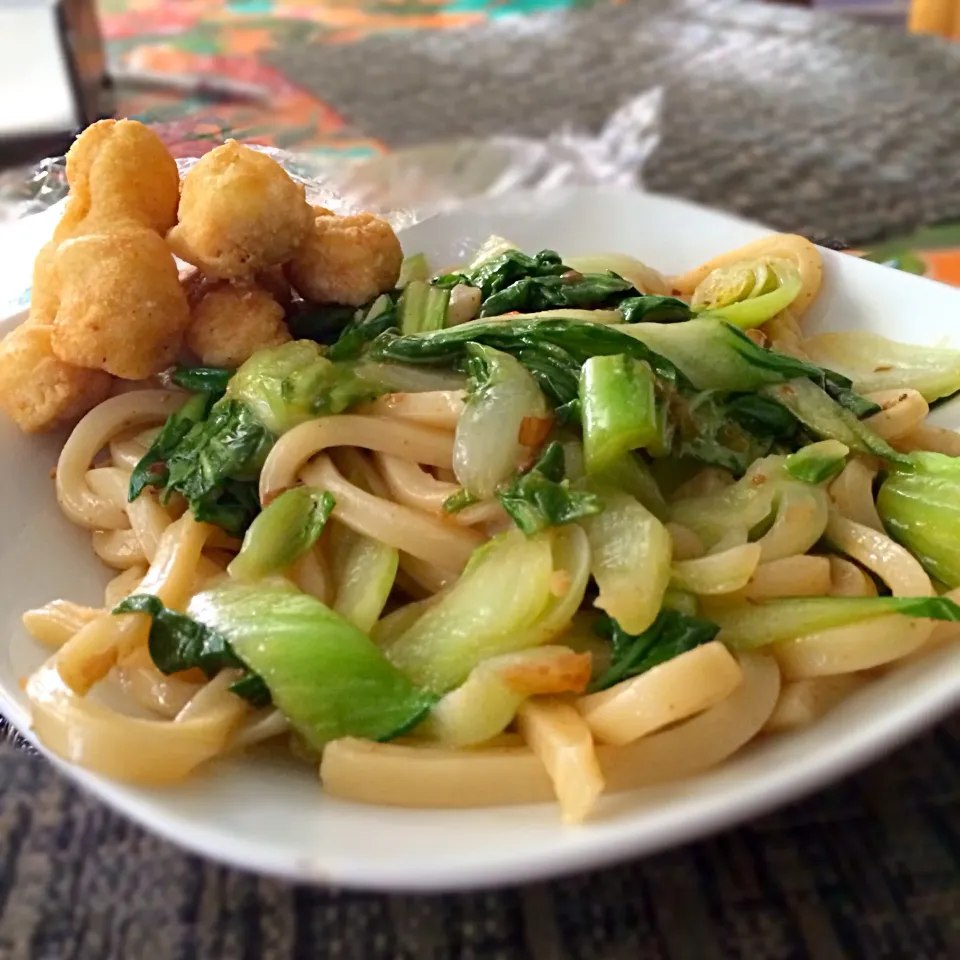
[269,0,960,244]
[1,715,959,958]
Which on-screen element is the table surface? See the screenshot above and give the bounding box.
[2,2,960,957]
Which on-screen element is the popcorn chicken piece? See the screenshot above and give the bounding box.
[186,281,291,368]
[167,141,313,280]
[50,228,191,380]
[29,241,60,326]
[55,119,180,240]
[0,323,112,433]
[285,209,403,307]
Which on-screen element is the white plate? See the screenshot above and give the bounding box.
[2,187,960,891]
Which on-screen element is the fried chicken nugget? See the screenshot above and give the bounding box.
[29,241,60,326]
[167,141,313,280]
[186,281,291,368]
[50,228,190,380]
[285,208,403,307]
[0,323,112,433]
[55,119,180,240]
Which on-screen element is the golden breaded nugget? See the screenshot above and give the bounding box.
[0,323,112,433]
[167,141,312,280]
[285,209,402,306]
[50,228,190,380]
[30,241,60,326]
[187,281,290,368]
[55,119,179,240]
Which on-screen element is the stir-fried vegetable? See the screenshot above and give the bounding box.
[399,280,450,335]
[716,595,960,650]
[761,379,907,463]
[618,295,693,324]
[784,440,849,485]
[397,252,430,288]
[691,259,802,328]
[454,344,550,499]
[327,295,396,362]
[433,248,643,317]
[169,364,232,399]
[227,488,335,582]
[189,580,435,747]
[128,392,212,502]
[160,399,272,534]
[227,340,382,435]
[588,609,720,692]
[580,355,659,474]
[803,331,960,403]
[383,527,590,692]
[368,315,885,476]
[580,485,671,634]
[328,524,399,633]
[877,452,960,587]
[114,594,270,706]
[132,341,383,534]
[497,442,603,536]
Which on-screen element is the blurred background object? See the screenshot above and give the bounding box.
[0,0,111,167]
[907,0,960,37]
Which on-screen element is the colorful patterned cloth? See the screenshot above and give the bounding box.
[97,0,960,286]
[100,0,592,159]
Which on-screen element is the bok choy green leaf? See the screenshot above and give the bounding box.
[113,594,270,706]
[588,609,720,693]
[877,451,960,587]
[716,595,960,650]
[128,392,212,503]
[497,441,603,536]
[431,247,642,317]
[170,364,232,400]
[189,580,435,747]
[760,379,908,464]
[162,399,273,535]
[228,488,335,582]
[618,295,693,324]
[784,440,849,485]
[327,294,396,362]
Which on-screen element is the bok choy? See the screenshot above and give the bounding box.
[189,580,435,747]
[496,442,603,535]
[114,594,270,706]
[580,485,672,634]
[227,487,335,582]
[131,341,382,534]
[803,331,960,403]
[716,595,960,650]
[580,355,659,474]
[383,527,589,692]
[588,609,720,693]
[433,248,642,317]
[453,344,550,499]
[877,451,960,587]
[691,259,802,328]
